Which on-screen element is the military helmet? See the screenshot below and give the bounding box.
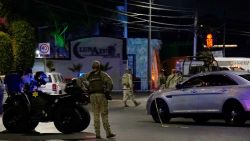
[92,60,101,69]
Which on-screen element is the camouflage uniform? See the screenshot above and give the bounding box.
[165,73,175,89]
[78,61,115,139]
[158,72,166,89]
[165,69,183,89]
[198,49,215,72]
[122,70,140,107]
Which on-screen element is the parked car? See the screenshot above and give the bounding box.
[38,72,66,95]
[146,71,250,125]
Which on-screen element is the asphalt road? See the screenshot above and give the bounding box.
[0,93,250,141]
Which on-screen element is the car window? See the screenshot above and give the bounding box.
[59,75,65,82]
[53,74,59,83]
[182,76,207,88]
[239,74,250,82]
[205,75,237,86]
[47,75,52,83]
[53,74,64,83]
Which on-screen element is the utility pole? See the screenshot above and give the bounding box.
[124,0,128,38]
[223,23,226,57]
[148,0,152,91]
[193,9,198,57]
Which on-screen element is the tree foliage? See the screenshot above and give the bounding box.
[0,32,14,74]
[68,63,83,77]
[46,60,55,72]
[9,20,36,70]
[100,62,112,72]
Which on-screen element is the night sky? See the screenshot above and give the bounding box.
[2,0,250,58]
[132,0,250,59]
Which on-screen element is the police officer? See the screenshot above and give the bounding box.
[4,69,23,96]
[21,68,35,93]
[78,60,115,139]
[122,69,140,107]
[0,76,4,114]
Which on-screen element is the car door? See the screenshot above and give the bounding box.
[168,76,205,114]
[196,74,238,113]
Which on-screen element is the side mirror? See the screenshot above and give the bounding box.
[176,84,183,89]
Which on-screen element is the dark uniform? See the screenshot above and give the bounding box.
[4,71,22,96]
[78,60,115,139]
[158,70,166,89]
[0,78,4,114]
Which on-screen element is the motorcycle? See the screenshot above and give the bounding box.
[2,71,90,134]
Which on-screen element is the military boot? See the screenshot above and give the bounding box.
[107,133,116,138]
[124,102,129,107]
[134,101,141,107]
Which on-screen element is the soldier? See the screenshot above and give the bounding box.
[122,69,140,107]
[165,69,178,89]
[78,60,115,139]
[158,69,166,89]
[0,76,4,114]
[198,48,215,72]
[173,71,183,86]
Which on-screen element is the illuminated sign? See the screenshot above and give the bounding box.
[206,33,213,48]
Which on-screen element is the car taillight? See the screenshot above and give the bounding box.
[52,84,57,91]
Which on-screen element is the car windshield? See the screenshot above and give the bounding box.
[239,74,250,81]
[53,74,64,83]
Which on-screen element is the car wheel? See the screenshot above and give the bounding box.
[223,101,246,125]
[27,120,39,131]
[193,117,209,124]
[151,99,171,123]
[2,106,31,133]
[54,107,86,134]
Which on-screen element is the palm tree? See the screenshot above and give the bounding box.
[68,63,83,77]
[100,62,112,72]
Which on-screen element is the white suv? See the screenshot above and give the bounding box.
[38,72,66,95]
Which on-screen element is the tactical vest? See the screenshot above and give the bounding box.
[87,71,105,94]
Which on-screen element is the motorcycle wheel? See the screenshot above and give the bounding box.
[54,107,88,134]
[75,106,90,132]
[2,106,36,133]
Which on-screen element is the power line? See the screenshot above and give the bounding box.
[77,1,194,27]
[105,0,194,13]
[128,0,194,11]
[126,11,194,19]
[32,0,194,34]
